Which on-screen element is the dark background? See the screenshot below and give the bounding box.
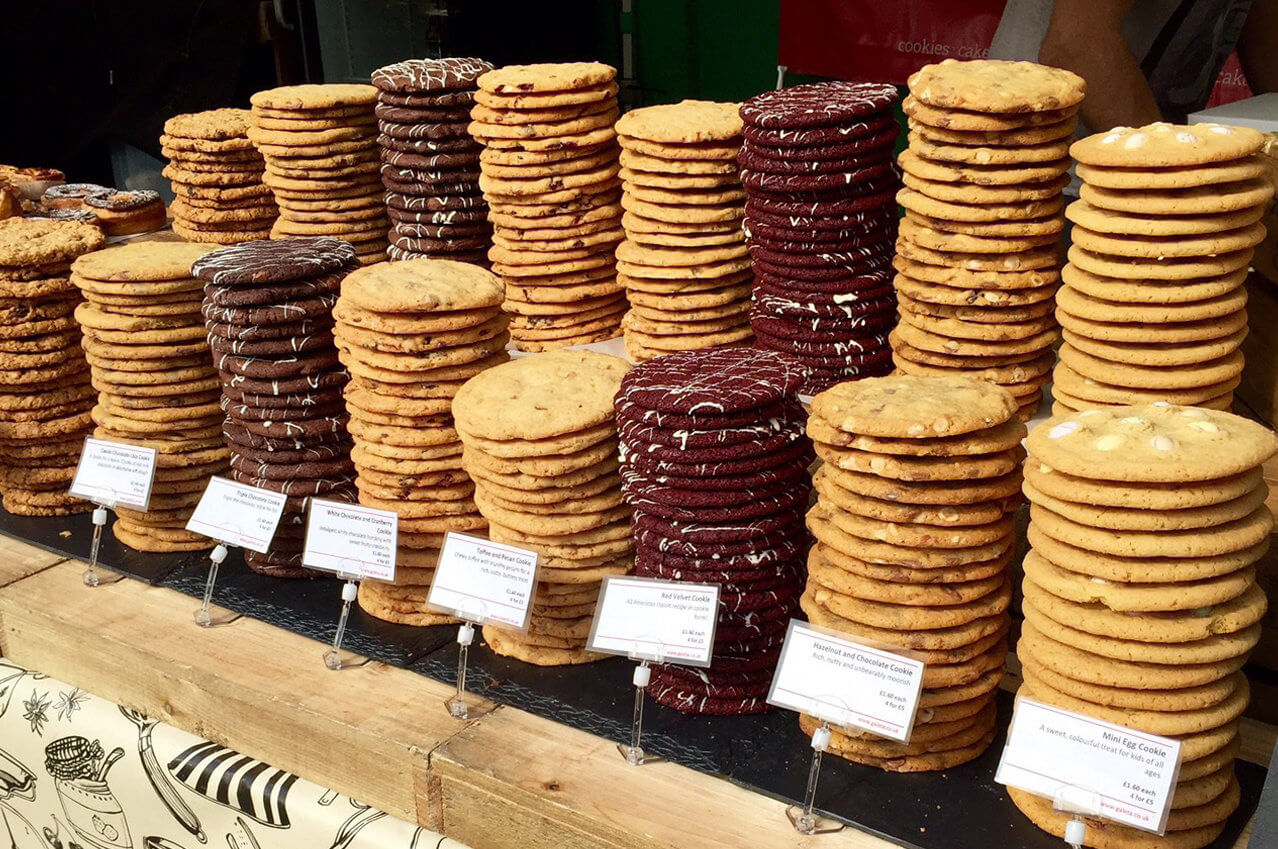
[0,0,781,187]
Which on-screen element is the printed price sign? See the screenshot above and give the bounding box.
[185,476,288,553]
[587,576,719,667]
[767,621,926,743]
[996,698,1181,834]
[69,437,157,510]
[428,531,538,630]
[301,498,397,581]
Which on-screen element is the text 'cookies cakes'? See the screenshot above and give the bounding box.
[894,59,1085,420]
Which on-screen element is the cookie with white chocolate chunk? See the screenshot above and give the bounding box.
[1012,403,1278,849]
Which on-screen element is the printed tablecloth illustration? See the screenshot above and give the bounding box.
[0,660,466,849]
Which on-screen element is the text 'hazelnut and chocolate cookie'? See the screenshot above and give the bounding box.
[332,258,510,624]
[893,59,1085,419]
[247,84,388,265]
[617,348,813,714]
[737,82,902,394]
[1012,405,1277,848]
[370,57,494,264]
[469,62,625,351]
[71,242,230,551]
[162,108,278,245]
[0,218,104,517]
[1051,123,1272,414]
[613,100,753,361]
[803,374,1023,769]
[452,350,632,664]
[193,237,360,577]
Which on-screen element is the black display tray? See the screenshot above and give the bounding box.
[0,509,1263,849]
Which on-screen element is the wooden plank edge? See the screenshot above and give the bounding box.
[1,543,1271,849]
[0,532,67,588]
[428,703,897,849]
[0,560,486,823]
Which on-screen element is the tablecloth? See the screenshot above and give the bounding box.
[0,659,466,849]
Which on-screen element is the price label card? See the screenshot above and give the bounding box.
[767,620,925,742]
[301,498,397,581]
[427,531,538,630]
[586,576,719,667]
[185,476,288,553]
[996,698,1181,834]
[69,437,157,510]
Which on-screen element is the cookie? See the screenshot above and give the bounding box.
[908,59,1085,113]
[1027,405,1277,482]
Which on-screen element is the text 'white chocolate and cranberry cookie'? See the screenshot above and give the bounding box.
[0,218,104,517]
[193,237,360,577]
[893,59,1085,420]
[72,242,230,552]
[163,108,278,245]
[470,62,625,351]
[248,84,388,265]
[803,374,1023,769]
[614,100,752,361]
[1013,404,1277,848]
[618,348,813,714]
[739,82,902,394]
[371,57,494,264]
[1053,123,1272,415]
[332,258,509,624]
[452,350,632,664]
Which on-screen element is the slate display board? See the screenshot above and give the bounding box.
[0,509,197,585]
[0,510,1264,849]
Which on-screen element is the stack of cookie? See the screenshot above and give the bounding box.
[892,59,1084,419]
[737,82,901,394]
[803,375,1022,770]
[1052,123,1271,414]
[163,108,277,244]
[469,62,626,350]
[332,259,507,624]
[247,85,388,265]
[1014,405,1275,848]
[71,243,228,551]
[452,350,632,664]
[617,349,812,714]
[0,218,103,516]
[614,100,752,361]
[371,57,493,263]
[193,238,359,577]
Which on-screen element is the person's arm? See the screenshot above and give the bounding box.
[1238,0,1278,93]
[1036,0,1163,130]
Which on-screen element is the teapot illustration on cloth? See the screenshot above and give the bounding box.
[44,737,131,849]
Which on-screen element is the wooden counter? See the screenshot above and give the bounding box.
[0,536,1272,849]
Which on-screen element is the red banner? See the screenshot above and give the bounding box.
[779,0,1008,85]
[1207,53,1254,108]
